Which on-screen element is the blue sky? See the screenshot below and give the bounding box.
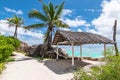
[0,0,102,26]
[0,0,120,46]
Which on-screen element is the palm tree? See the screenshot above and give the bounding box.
[7,15,24,38]
[25,1,69,49]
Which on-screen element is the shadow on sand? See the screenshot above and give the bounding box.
[14,57,34,62]
[38,59,91,74]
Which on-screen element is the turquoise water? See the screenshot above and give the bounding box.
[58,43,120,58]
[59,44,108,58]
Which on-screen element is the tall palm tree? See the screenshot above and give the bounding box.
[25,1,69,49]
[7,15,24,38]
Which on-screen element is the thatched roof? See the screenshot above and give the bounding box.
[52,30,115,45]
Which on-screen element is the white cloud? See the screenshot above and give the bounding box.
[61,16,90,27]
[61,9,90,27]
[4,7,23,15]
[84,9,101,12]
[59,28,71,31]
[86,28,98,34]
[78,29,83,32]
[0,20,44,45]
[91,0,120,39]
[62,9,73,17]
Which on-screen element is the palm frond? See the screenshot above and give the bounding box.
[24,23,46,29]
[7,15,23,27]
[42,3,51,21]
[55,20,69,28]
[29,9,48,22]
[54,2,64,20]
[49,2,55,20]
[55,5,59,9]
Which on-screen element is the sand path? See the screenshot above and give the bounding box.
[0,52,73,80]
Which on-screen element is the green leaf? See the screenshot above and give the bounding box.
[55,20,69,28]
[42,4,51,21]
[24,23,46,29]
[49,2,55,20]
[54,2,64,20]
[29,9,48,22]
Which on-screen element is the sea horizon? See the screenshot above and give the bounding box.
[59,44,120,58]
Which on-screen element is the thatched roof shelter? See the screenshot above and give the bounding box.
[52,30,115,66]
[53,30,115,45]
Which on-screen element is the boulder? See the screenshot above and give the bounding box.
[17,41,30,53]
[27,44,69,59]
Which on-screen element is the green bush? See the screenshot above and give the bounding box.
[74,47,120,80]
[0,35,20,62]
[0,35,20,74]
[6,36,20,49]
[0,44,14,62]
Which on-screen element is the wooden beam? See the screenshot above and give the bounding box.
[58,41,69,45]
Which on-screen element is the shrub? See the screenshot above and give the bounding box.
[74,47,120,80]
[7,36,20,49]
[0,35,20,74]
[0,44,14,62]
[0,35,20,62]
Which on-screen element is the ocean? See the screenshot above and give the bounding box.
[59,44,117,58]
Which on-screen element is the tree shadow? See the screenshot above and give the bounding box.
[42,59,91,74]
[14,57,34,62]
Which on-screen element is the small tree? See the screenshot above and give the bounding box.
[7,15,24,38]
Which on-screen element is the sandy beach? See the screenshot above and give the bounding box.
[0,52,104,80]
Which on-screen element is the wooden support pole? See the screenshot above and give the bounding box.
[72,42,74,66]
[104,44,106,57]
[113,20,119,56]
[80,45,82,60]
[56,43,59,60]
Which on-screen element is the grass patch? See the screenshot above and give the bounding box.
[0,62,5,74]
[16,50,27,55]
[6,57,15,62]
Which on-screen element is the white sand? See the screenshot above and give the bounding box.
[0,52,104,80]
[0,52,73,80]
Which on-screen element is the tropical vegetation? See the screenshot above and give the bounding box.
[0,35,20,73]
[7,15,24,38]
[25,0,69,50]
[74,47,120,80]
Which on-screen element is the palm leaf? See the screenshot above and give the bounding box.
[42,3,51,21]
[7,15,23,27]
[49,2,55,20]
[39,0,51,21]
[24,23,46,29]
[54,2,64,20]
[55,5,59,9]
[55,20,69,28]
[29,9,48,22]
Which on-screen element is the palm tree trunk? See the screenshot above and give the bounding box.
[113,20,119,56]
[47,31,52,49]
[14,25,18,38]
[41,23,53,58]
[46,22,53,49]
